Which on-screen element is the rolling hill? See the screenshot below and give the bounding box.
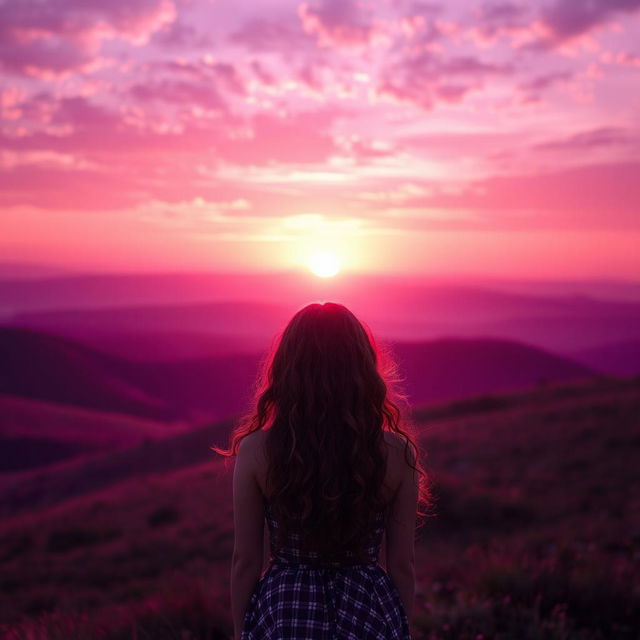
[0,394,187,473]
[567,339,640,377]
[0,326,262,425]
[0,374,638,637]
[0,327,181,421]
[389,337,598,406]
[1,327,602,445]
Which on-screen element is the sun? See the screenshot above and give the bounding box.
[308,251,341,278]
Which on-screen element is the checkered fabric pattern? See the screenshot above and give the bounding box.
[240,501,411,639]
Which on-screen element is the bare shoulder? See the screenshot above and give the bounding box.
[383,430,405,450]
[384,431,415,453]
[383,431,417,467]
[238,429,268,458]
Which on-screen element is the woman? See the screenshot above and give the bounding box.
[213,302,432,639]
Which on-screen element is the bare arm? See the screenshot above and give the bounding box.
[231,436,265,640]
[385,437,419,625]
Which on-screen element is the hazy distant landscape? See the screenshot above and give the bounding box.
[3,270,639,473]
[1,268,639,638]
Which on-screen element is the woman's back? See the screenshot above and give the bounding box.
[238,429,414,639]
[251,429,407,516]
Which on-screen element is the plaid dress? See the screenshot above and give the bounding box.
[240,498,411,639]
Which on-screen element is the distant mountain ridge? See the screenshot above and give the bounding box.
[568,339,640,377]
[0,327,179,421]
[0,393,183,474]
[390,337,597,406]
[4,276,640,355]
[0,326,605,481]
[0,326,600,426]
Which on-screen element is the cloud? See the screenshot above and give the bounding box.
[603,51,640,67]
[126,59,247,110]
[476,1,532,38]
[379,51,512,109]
[374,162,640,230]
[470,1,640,50]
[534,127,637,151]
[0,91,345,210]
[129,79,228,110]
[461,1,545,48]
[0,0,176,76]
[298,0,376,47]
[216,109,339,165]
[517,70,574,101]
[230,17,315,52]
[542,0,640,41]
[151,59,245,93]
[519,70,573,92]
[150,17,213,48]
[250,61,277,86]
[0,36,102,77]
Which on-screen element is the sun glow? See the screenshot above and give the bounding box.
[308,251,341,278]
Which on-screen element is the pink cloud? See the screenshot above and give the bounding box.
[601,50,640,67]
[0,93,220,157]
[517,70,574,102]
[152,59,245,91]
[467,1,640,51]
[0,0,176,75]
[126,59,248,110]
[534,127,636,152]
[129,79,228,111]
[543,0,640,41]
[216,110,339,165]
[0,92,344,210]
[151,16,213,48]
[379,51,512,109]
[250,61,277,86]
[298,0,376,47]
[369,161,640,231]
[230,17,314,52]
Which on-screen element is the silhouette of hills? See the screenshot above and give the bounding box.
[0,327,179,421]
[390,337,597,406]
[1,327,600,436]
[3,273,640,355]
[568,339,640,377]
[0,394,186,473]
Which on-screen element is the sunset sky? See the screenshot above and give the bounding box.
[1,0,639,279]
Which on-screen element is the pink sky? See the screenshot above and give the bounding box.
[1,0,639,279]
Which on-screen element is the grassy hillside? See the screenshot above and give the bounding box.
[1,375,638,639]
[0,413,234,520]
[0,394,186,473]
[0,327,180,421]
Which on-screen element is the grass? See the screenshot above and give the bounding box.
[1,375,639,638]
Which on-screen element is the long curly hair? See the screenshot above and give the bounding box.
[212,301,432,562]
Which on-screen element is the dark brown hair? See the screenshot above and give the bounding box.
[212,301,432,562]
